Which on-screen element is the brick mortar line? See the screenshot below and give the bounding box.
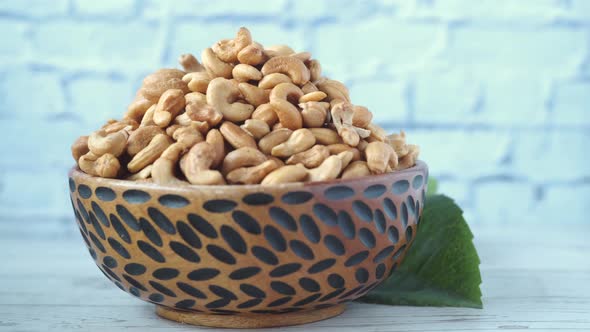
[2,15,589,25]
[380,122,590,132]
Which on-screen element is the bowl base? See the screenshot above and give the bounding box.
[155,304,346,328]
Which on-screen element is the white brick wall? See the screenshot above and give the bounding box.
[553,80,590,125]
[444,26,586,76]
[2,66,65,118]
[65,73,134,121]
[0,0,588,235]
[0,21,29,56]
[31,21,163,71]
[0,0,69,17]
[72,0,136,17]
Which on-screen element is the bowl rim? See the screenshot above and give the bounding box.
[69,160,427,192]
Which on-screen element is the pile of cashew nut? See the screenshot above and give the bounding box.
[71,27,420,185]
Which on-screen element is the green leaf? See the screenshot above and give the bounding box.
[359,194,482,308]
[427,177,438,196]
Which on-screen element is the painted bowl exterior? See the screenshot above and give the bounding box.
[68,161,428,315]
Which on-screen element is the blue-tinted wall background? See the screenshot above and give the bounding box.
[0,0,588,237]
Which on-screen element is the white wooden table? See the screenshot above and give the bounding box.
[1,223,589,331]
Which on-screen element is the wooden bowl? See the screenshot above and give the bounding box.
[68,161,428,328]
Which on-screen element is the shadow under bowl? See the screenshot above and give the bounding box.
[68,161,428,328]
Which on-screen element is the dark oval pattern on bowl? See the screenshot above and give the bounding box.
[69,161,428,314]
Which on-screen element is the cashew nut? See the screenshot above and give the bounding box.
[301,82,319,94]
[357,139,369,152]
[329,98,342,109]
[330,101,352,132]
[368,123,387,142]
[307,155,343,182]
[237,43,267,66]
[221,147,267,175]
[140,104,156,126]
[127,134,172,173]
[397,144,419,170]
[348,148,362,162]
[268,156,285,167]
[78,152,120,178]
[327,144,361,162]
[178,53,205,73]
[152,143,190,185]
[352,105,372,128]
[74,27,421,184]
[261,164,307,185]
[290,51,312,62]
[269,83,304,130]
[176,102,223,127]
[207,77,254,122]
[271,128,316,157]
[386,131,409,157]
[173,114,208,131]
[227,159,281,185]
[336,150,354,169]
[269,82,303,103]
[202,48,234,79]
[125,96,153,123]
[191,121,210,135]
[251,103,278,126]
[340,127,360,147]
[183,71,211,94]
[172,125,204,148]
[331,101,370,146]
[232,64,262,82]
[286,144,330,168]
[71,136,89,162]
[308,59,321,83]
[165,124,181,137]
[180,142,225,185]
[241,119,270,140]
[299,101,328,128]
[342,161,371,179]
[272,122,285,130]
[238,83,270,107]
[169,120,208,136]
[317,79,350,102]
[258,128,293,155]
[365,141,398,175]
[258,73,292,90]
[212,27,252,63]
[88,128,129,157]
[127,125,164,157]
[184,91,207,105]
[220,122,257,149]
[100,118,117,129]
[203,129,224,169]
[102,118,138,134]
[153,89,185,128]
[264,45,295,57]
[299,91,327,103]
[261,56,310,85]
[126,164,153,181]
[140,68,189,102]
[156,126,203,184]
[309,128,342,145]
